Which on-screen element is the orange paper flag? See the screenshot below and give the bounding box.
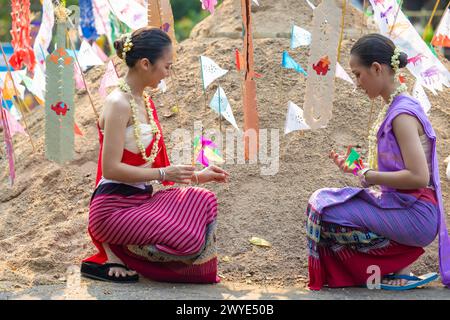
[2,73,15,100]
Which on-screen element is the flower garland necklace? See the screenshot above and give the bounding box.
[118,78,161,165]
[367,47,408,170]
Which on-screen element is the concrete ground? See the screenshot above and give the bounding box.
[0,273,449,300]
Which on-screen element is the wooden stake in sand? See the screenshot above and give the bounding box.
[0,43,36,153]
[241,0,259,161]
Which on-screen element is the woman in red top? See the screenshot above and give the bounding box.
[81,27,229,283]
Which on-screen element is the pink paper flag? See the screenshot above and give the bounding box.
[0,101,16,186]
[0,104,26,137]
[99,60,119,97]
[92,42,108,62]
[74,64,85,90]
[200,0,218,14]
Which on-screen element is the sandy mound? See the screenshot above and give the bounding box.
[1,0,449,290]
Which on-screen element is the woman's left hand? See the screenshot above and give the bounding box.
[197,165,230,184]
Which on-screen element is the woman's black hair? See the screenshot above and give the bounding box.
[114,27,172,68]
[350,33,408,70]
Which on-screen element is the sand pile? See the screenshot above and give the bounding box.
[0,0,449,290]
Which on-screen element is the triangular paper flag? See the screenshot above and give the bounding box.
[109,0,147,30]
[77,40,104,71]
[92,42,109,62]
[306,0,316,10]
[282,51,308,76]
[335,62,355,86]
[291,25,312,49]
[158,79,167,93]
[2,73,16,100]
[33,0,54,68]
[200,0,218,14]
[0,105,26,137]
[74,64,85,90]
[31,65,46,104]
[431,6,450,48]
[412,80,431,115]
[203,147,225,164]
[200,56,228,90]
[99,60,119,97]
[209,86,239,130]
[285,101,311,134]
[74,122,83,136]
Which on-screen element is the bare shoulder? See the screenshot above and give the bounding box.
[392,113,423,135]
[105,89,130,115]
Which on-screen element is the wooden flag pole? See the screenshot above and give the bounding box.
[423,0,441,40]
[0,43,36,153]
[337,0,347,64]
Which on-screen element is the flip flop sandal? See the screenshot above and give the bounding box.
[380,272,439,291]
[81,262,139,283]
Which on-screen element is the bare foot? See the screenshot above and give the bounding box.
[102,243,138,279]
[382,266,412,286]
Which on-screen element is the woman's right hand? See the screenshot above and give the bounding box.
[163,165,196,184]
[329,146,355,174]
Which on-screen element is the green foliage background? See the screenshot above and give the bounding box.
[0,0,221,43]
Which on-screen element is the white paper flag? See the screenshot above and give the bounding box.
[369,0,450,93]
[200,56,228,90]
[252,0,260,5]
[108,0,148,30]
[412,80,431,115]
[158,79,168,93]
[335,62,355,86]
[33,0,55,68]
[30,66,46,102]
[306,0,316,10]
[291,25,312,49]
[93,0,111,36]
[99,60,120,97]
[209,86,239,130]
[285,101,311,135]
[77,40,105,71]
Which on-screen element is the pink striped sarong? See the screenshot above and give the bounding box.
[88,182,219,283]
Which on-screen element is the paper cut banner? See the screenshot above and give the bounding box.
[200,55,228,90]
[412,80,431,115]
[99,60,119,97]
[77,40,104,71]
[33,0,54,67]
[285,101,311,135]
[209,86,239,130]
[291,25,312,49]
[432,6,450,48]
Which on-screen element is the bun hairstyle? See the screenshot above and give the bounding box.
[113,27,172,68]
[350,33,408,70]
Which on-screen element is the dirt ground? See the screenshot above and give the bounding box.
[0,0,449,292]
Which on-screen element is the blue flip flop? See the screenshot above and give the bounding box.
[380,272,439,291]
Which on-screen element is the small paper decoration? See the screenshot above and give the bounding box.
[80,0,99,40]
[432,6,450,48]
[9,0,36,72]
[285,101,311,135]
[200,0,218,14]
[0,99,15,186]
[282,51,307,76]
[45,22,75,164]
[291,25,312,49]
[303,0,341,129]
[344,148,365,175]
[200,56,228,90]
[0,103,26,137]
[412,80,431,115]
[109,0,147,30]
[99,60,119,97]
[193,135,224,167]
[335,62,355,86]
[209,86,239,130]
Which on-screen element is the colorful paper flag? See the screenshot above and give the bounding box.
[0,100,16,186]
[285,101,310,135]
[335,62,355,86]
[0,103,26,137]
[33,0,55,68]
[209,86,239,130]
[92,0,111,37]
[109,0,147,30]
[77,40,104,71]
[80,0,99,40]
[432,6,450,48]
[9,0,36,72]
[200,0,218,14]
[74,64,85,90]
[369,0,450,93]
[193,135,224,167]
[98,60,119,97]
[291,25,312,49]
[282,51,308,76]
[412,80,431,115]
[92,42,108,62]
[200,56,228,90]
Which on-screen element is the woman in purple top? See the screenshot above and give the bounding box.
[306,34,450,291]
